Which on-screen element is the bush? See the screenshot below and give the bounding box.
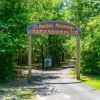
[81,36,100,75]
[0,33,17,81]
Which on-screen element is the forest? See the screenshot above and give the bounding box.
[0,0,100,81]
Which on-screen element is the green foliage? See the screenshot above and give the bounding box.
[0,0,100,81]
[29,0,70,67]
[66,0,100,75]
[81,15,100,74]
[0,0,29,80]
[65,37,76,58]
[0,32,16,80]
[0,0,69,80]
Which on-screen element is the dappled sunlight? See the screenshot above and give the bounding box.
[0,81,36,100]
[31,72,61,96]
[31,67,80,97]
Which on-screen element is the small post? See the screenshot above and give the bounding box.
[28,35,32,83]
[76,36,80,80]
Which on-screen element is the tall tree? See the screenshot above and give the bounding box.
[67,0,100,74]
[0,0,30,80]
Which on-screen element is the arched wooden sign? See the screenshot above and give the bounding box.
[27,21,81,35]
[27,21,81,82]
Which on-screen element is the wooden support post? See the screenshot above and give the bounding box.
[76,36,80,80]
[28,35,32,83]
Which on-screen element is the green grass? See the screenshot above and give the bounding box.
[80,75,100,91]
[70,70,100,91]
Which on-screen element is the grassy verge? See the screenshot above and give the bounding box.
[70,69,100,91]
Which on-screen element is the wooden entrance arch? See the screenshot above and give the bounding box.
[27,21,81,82]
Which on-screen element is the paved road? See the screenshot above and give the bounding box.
[31,66,100,100]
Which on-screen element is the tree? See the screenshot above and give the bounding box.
[66,0,100,74]
[0,0,30,80]
[81,15,100,74]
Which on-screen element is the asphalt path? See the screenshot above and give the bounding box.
[31,66,100,100]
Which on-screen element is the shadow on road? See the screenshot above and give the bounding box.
[35,82,80,85]
[0,79,36,100]
[32,73,60,96]
[31,66,79,96]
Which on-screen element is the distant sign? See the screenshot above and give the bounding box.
[27,21,81,35]
[44,56,52,68]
